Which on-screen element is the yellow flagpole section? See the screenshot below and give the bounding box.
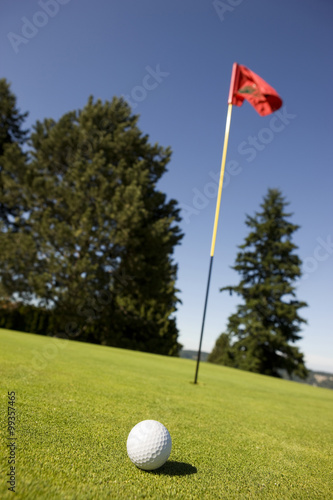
[210,102,233,257]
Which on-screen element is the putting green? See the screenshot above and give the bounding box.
[0,328,332,499]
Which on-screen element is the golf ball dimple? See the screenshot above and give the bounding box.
[126,420,172,471]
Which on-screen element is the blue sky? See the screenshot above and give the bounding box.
[1,0,332,372]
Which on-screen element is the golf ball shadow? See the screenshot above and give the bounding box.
[150,461,197,476]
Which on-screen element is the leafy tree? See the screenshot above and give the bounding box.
[0,78,28,231]
[0,95,183,355]
[208,189,308,378]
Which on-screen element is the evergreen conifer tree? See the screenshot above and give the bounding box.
[208,189,308,378]
[0,78,28,231]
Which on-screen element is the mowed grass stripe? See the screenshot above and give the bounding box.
[0,328,332,499]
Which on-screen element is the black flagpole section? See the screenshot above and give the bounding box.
[194,255,214,384]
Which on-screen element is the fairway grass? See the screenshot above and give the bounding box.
[0,328,332,499]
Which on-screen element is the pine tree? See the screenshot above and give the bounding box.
[0,96,183,354]
[0,78,28,231]
[208,189,308,378]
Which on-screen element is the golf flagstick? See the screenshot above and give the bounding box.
[193,63,239,384]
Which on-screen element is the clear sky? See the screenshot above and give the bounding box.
[1,0,332,372]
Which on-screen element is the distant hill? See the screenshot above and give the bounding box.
[180,350,333,390]
[289,370,333,390]
[180,349,209,362]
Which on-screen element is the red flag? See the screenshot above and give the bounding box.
[228,63,282,116]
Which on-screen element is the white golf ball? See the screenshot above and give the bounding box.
[126,420,172,471]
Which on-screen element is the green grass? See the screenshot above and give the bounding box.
[0,328,332,499]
